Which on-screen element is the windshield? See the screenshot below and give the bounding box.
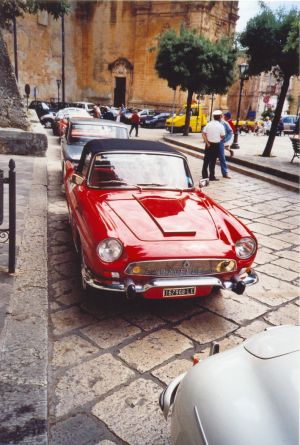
[69,124,128,143]
[88,152,193,189]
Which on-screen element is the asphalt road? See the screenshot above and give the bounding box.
[47,129,299,445]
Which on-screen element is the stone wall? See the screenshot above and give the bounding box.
[3,1,239,112]
[0,31,29,130]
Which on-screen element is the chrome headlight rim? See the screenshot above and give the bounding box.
[97,238,123,263]
[235,237,257,259]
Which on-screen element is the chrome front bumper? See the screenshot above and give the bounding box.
[82,267,258,297]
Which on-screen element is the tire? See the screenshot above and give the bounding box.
[43,119,53,129]
[79,244,94,296]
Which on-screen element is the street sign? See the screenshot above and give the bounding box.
[25,84,30,109]
[25,84,30,96]
[263,96,270,104]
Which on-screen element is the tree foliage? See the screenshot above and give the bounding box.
[0,0,70,28]
[239,3,299,156]
[155,26,237,135]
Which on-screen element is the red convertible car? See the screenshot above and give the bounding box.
[64,139,258,299]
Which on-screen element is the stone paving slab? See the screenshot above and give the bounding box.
[92,379,170,445]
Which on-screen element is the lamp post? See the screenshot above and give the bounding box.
[56,79,61,103]
[231,63,249,149]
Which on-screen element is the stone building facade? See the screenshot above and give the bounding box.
[3,1,239,112]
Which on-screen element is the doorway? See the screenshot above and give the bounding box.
[114,77,126,107]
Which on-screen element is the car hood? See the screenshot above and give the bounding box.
[102,191,219,241]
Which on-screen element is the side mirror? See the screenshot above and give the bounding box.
[199,178,209,188]
[71,174,84,186]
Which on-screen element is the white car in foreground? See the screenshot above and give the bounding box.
[160,325,299,445]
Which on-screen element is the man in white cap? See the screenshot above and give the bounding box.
[201,110,225,181]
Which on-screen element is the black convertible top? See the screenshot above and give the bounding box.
[77,138,182,172]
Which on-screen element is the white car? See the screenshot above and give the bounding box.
[40,111,57,128]
[160,325,299,445]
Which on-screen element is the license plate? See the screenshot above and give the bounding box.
[163,287,196,298]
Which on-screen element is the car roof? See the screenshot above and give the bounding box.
[84,138,180,155]
[69,118,127,128]
[77,139,182,173]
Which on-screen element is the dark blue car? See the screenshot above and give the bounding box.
[142,112,171,129]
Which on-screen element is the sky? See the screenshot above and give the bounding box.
[235,0,299,33]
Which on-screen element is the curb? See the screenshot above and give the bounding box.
[163,136,300,193]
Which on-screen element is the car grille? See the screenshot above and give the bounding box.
[125,259,237,277]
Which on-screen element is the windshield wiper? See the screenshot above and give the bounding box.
[137,183,168,187]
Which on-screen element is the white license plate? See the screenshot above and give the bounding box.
[163,287,196,298]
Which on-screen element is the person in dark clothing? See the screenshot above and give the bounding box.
[129,110,140,137]
[294,116,300,136]
[102,107,115,121]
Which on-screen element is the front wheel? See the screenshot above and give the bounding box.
[79,245,94,296]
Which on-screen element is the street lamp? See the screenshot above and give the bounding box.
[231,63,249,150]
[56,79,61,103]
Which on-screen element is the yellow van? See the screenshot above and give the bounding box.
[165,104,207,133]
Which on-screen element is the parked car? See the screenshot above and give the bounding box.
[282,115,298,134]
[165,104,207,133]
[28,101,52,119]
[61,118,129,175]
[40,111,57,128]
[142,112,171,128]
[52,108,91,136]
[64,139,258,297]
[121,109,158,125]
[160,324,299,445]
[73,102,96,115]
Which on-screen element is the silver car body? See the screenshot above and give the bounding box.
[160,325,299,445]
[61,118,129,165]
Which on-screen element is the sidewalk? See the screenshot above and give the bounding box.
[0,133,48,443]
[163,132,300,191]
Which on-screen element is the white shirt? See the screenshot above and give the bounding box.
[203,120,225,143]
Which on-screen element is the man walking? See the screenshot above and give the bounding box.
[129,110,140,137]
[201,110,225,181]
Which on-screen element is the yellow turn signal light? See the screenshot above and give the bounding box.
[216,260,236,273]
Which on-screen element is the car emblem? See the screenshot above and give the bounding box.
[182,260,190,269]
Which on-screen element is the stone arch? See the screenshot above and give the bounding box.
[108,58,133,107]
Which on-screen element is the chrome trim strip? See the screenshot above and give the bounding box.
[159,373,186,420]
[194,405,209,445]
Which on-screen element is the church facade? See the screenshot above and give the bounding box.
[4,1,239,112]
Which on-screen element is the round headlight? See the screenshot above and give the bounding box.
[235,237,257,259]
[97,238,123,262]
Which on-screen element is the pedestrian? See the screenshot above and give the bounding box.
[277,118,284,136]
[294,116,300,137]
[263,116,271,135]
[129,110,140,137]
[102,106,114,121]
[224,112,236,134]
[219,113,233,178]
[93,104,101,119]
[201,110,225,181]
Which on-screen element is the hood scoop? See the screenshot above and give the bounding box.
[134,195,196,237]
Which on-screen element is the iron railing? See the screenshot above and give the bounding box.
[0,159,16,273]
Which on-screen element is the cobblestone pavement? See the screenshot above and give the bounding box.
[47,130,299,445]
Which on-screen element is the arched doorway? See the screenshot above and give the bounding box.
[108,58,133,107]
